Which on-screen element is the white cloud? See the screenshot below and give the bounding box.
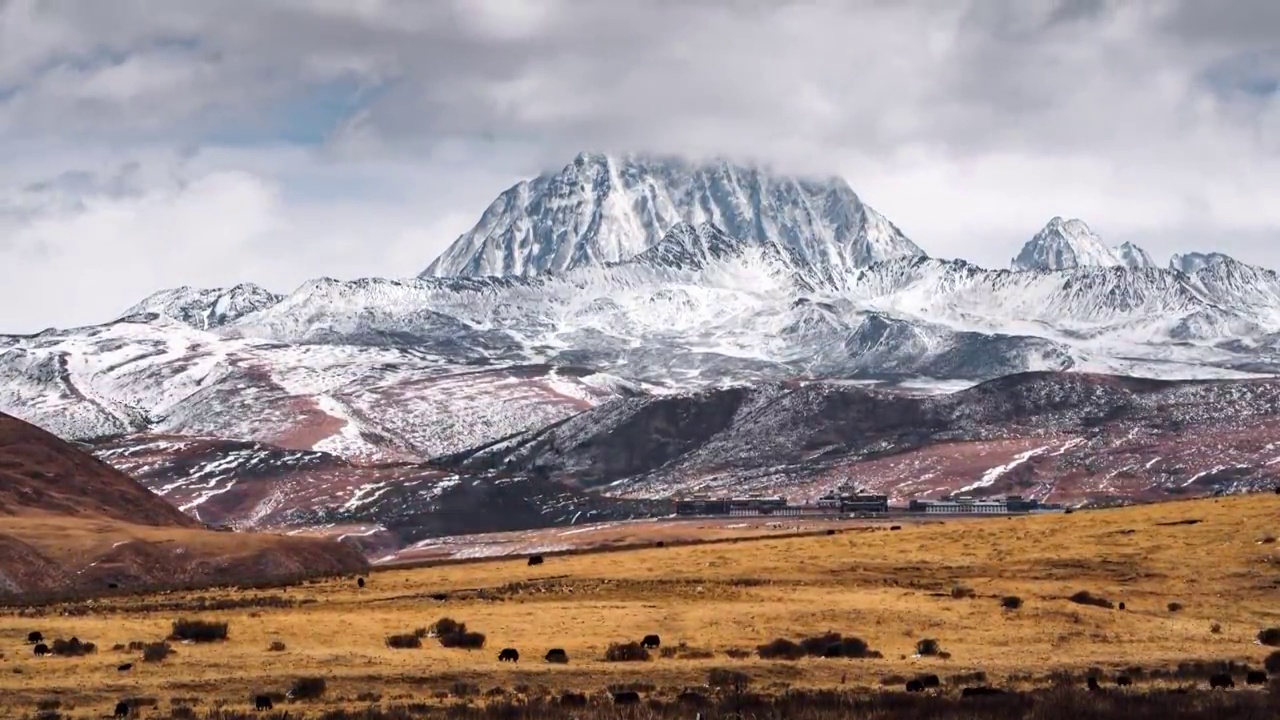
[0,0,1277,330]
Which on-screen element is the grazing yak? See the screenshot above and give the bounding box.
[640,634,661,649]
[1087,677,1102,692]
[528,555,544,566]
[919,674,940,689]
[33,643,49,657]
[1116,676,1133,687]
[117,663,133,672]
[113,701,130,718]
[255,694,274,711]
[357,577,365,589]
[26,631,42,644]
[498,648,520,663]
[1246,670,1268,686]
[905,679,925,693]
[545,648,569,663]
[612,690,641,705]
[1209,673,1235,689]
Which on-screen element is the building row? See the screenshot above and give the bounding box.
[673,489,1059,517]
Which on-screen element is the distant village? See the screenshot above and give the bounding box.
[674,483,1064,518]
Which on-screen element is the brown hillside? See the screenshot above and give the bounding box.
[0,412,198,527]
[0,412,368,599]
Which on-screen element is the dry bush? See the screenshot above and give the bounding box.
[289,677,326,700]
[724,648,752,660]
[604,641,651,662]
[50,638,96,656]
[951,585,977,599]
[1266,651,1280,674]
[1167,602,1184,612]
[268,641,286,652]
[916,638,942,657]
[439,631,486,650]
[142,642,172,663]
[169,618,229,643]
[757,638,805,660]
[1069,591,1115,609]
[413,627,428,638]
[386,633,422,649]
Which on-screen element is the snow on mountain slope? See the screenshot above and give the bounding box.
[225,232,1280,383]
[421,152,925,278]
[1010,217,1126,270]
[121,283,282,328]
[0,317,632,460]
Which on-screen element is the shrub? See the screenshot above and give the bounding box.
[951,585,976,599]
[1167,602,1184,612]
[757,638,805,660]
[386,633,422,649]
[800,632,844,656]
[36,699,60,711]
[440,631,486,650]
[127,641,146,652]
[660,647,678,659]
[1211,622,1222,634]
[169,618,229,643]
[724,647,751,660]
[50,638,96,656]
[142,642,172,663]
[1265,650,1280,674]
[268,641,287,652]
[1001,596,1023,610]
[413,627,428,639]
[289,677,327,700]
[1259,628,1280,647]
[1069,591,1115,609]
[604,641,651,662]
[430,618,464,637]
[916,639,941,657]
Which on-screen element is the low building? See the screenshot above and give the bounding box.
[907,494,1057,515]
[840,493,889,514]
[675,498,731,516]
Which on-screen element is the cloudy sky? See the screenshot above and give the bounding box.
[0,0,1277,331]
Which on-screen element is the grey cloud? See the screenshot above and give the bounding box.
[0,0,1278,331]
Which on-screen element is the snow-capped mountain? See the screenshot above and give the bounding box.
[1011,217,1135,271]
[421,152,924,278]
[4,152,1280,548]
[1115,241,1156,269]
[122,283,283,329]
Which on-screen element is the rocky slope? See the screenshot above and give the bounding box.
[443,372,1280,506]
[0,411,368,599]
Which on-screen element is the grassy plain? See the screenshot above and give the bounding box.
[2,494,1279,718]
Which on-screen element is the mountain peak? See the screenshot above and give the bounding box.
[420,153,925,279]
[1115,241,1156,269]
[1011,217,1126,271]
[120,283,282,329]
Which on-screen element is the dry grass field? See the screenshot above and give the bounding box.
[2,494,1279,718]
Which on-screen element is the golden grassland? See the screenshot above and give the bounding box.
[2,495,1279,716]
